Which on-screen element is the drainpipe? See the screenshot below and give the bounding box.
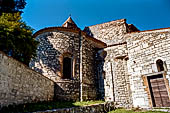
[79,31,83,102]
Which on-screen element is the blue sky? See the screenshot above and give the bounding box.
[22,0,170,32]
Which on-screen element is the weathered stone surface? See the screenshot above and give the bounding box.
[54,80,80,101]
[84,19,128,45]
[2,16,170,109]
[30,31,81,82]
[85,20,133,108]
[30,30,81,101]
[0,52,55,107]
[30,28,103,101]
[126,29,170,108]
[85,19,170,108]
[81,38,98,100]
[103,44,132,108]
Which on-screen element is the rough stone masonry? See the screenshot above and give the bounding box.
[1,16,170,109]
[29,17,170,108]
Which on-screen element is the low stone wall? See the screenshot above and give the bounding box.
[0,52,55,107]
[33,102,115,113]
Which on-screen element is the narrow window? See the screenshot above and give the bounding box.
[156,59,164,72]
[63,57,72,79]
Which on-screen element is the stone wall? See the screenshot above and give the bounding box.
[84,19,133,107]
[30,30,81,101]
[30,30,81,82]
[84,19,128,45]
[126,28,170,107]
[83,18,135,107]
[30,29,103,101]
[54,80,80,101]
[0,52,55,107]
[103,44,132,108]
[33,102,115,113]
[81,38,98,100]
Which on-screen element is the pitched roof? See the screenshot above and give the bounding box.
[62,16,78,29]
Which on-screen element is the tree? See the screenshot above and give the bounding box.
[0,0,26,15]
[0,13,39,65]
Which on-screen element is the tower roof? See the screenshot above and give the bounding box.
[62,16,78,29]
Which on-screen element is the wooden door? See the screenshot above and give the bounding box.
[148,74,170,107]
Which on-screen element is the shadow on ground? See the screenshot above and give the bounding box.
[0,101,77,113]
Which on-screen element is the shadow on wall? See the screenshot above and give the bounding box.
[83,27,94,37]
[94,49,106,100]
[53,81,80,101]
[32,33,80,101]
[83,28,105,100]
[30,32,82,102]
[31,31,106,101]
[32,32,61,76]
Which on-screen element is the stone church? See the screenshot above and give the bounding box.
[30,16,170,108]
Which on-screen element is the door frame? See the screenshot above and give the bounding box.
[143,71,170,107]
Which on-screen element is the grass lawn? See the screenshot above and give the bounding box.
[108,109,168,113]
[0,100,104,113]
[73,100,104,106]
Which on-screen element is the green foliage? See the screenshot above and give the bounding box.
[0,0,26,15]
[0,13,39,65]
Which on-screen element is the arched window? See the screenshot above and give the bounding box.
[63,57,72,79]
[156,59,164,72]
